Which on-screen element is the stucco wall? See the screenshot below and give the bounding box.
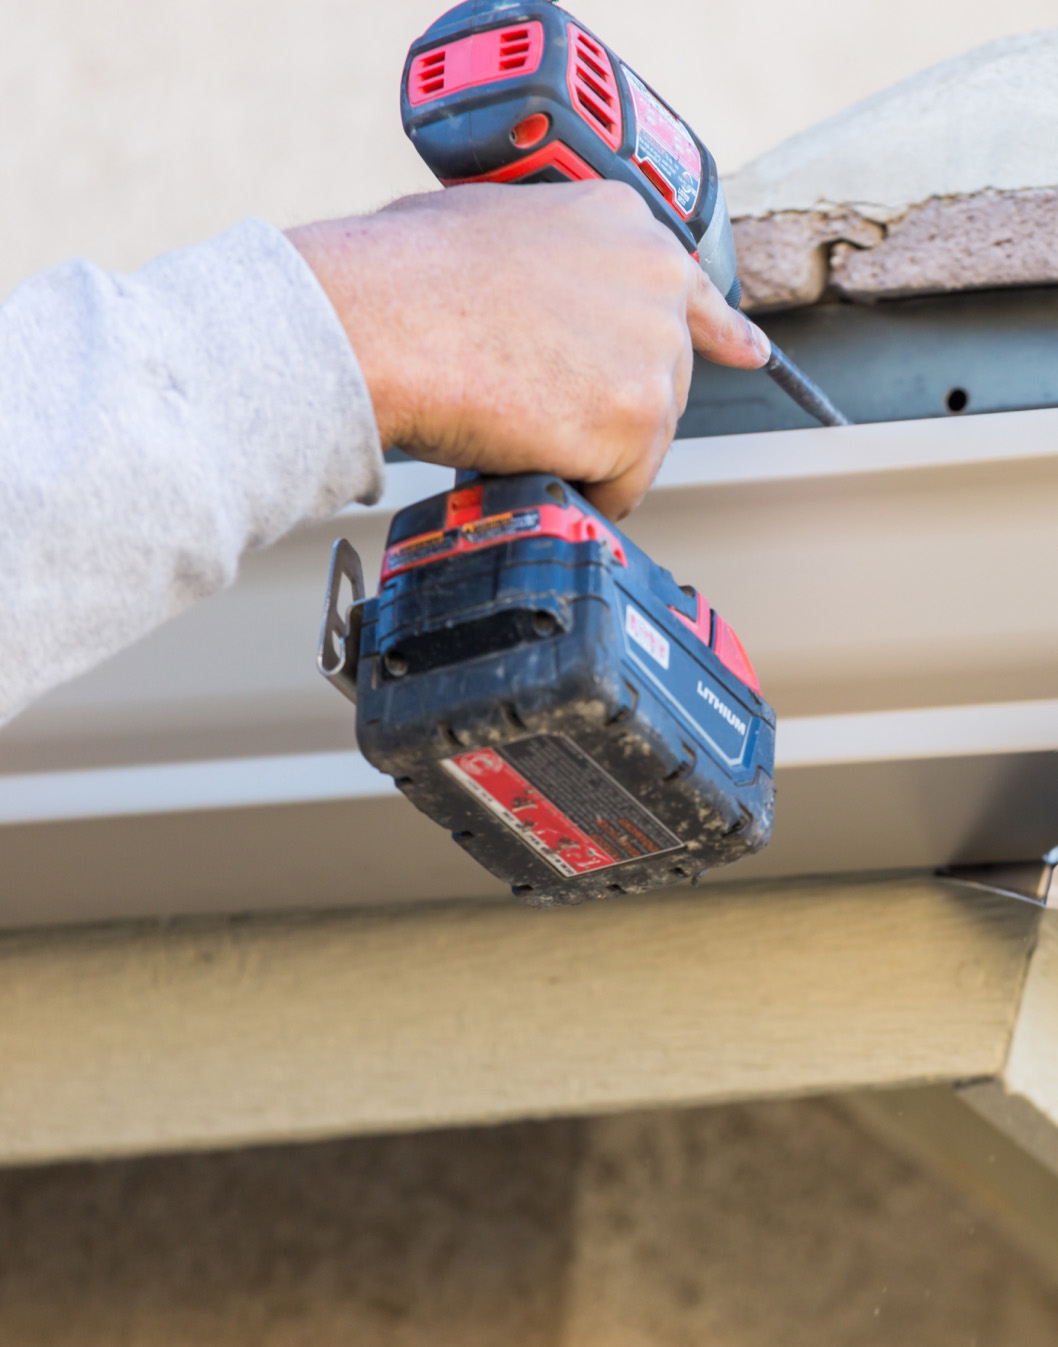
[1,1099,1057,1346]
[3,0,1057,300]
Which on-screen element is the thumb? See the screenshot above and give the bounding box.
[687,263,771,370]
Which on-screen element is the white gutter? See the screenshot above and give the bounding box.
[4,697,1056,828]
[341,407,1058,519]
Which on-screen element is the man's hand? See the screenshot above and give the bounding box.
[287,182,769,520]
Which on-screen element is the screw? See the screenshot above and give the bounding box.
[384,652,409,677]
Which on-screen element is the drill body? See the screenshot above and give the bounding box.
[402,0,740,304]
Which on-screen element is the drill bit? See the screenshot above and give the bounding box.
[764,343,851,427]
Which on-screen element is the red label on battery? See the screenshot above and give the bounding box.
[622,66,701,216]
[441,735,683,878]
[381,504,628,580]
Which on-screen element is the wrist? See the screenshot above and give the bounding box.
[285,215,413,450]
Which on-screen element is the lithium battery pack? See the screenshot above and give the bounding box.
[319,475,775,907]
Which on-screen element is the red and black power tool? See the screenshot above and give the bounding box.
[318,2,840,907]
[400,0,850,428]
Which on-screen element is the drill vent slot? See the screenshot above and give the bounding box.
[567,27,622,150]
[414,49,447,99]
[498,28,533,71]
[407,23,545,107]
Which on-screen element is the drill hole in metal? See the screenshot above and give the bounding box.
[946,387,969,414]
[531,611,558,638]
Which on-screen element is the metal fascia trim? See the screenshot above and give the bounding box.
[348,408,1058,519]
[5,698,1057,827]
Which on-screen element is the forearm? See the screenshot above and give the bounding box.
[0,182,768,727]
[0,218,383,725]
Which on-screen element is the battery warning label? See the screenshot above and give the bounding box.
[623,67,701,215]
[442,734,683,877]
[384,509,541,575]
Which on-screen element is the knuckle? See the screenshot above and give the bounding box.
[641,231,691,293]
[582,178,651,217]
[675,339,694,410]
[642,309,690,364]
[661,400,680,448]
[666,309,692,356]
[613,370,673,438]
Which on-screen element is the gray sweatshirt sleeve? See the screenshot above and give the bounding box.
[0,217,384,725]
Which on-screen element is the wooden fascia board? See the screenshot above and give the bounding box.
[960,912,1058,1176]
[0,876,1035,1166]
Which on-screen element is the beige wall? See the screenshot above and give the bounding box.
[3,1098,1058,1346]
[3,0,1057,299]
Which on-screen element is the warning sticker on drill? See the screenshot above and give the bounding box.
[622,66,701,215]
[441,734,683,877]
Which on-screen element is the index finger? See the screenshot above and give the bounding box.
[686,262,771,369]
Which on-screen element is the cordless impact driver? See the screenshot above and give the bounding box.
[319,1,846,906]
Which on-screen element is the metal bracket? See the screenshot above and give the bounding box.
[938,856,1058,909]
[317,538,366,706]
